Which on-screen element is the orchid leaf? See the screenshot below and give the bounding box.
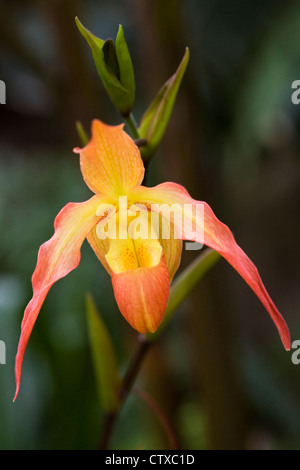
[86,293,121,412]
[138,47,189,160]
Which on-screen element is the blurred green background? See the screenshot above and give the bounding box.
[1,0,300,450]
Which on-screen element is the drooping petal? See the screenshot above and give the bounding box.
[105,235,170,333]
[73,120,144,197]
[128,183,291,350]
[14,195,105,401]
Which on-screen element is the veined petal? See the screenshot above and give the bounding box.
[14,194,105,401]
[105,234,170,333]
[110,256,170,334]
[129,183,291,350]
[73,120,144,197]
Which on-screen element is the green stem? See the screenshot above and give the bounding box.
[99,334,151,449]
[123,112,140,139]
[99,249,220,449]
[119,334,150,402]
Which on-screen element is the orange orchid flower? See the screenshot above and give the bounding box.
[14,119,290,400]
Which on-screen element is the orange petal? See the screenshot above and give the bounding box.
[110,256,170,334]
[105,234,170,333]
[129,183,291,350]
[74,120,145,196]
[149,210,182,282]
[14,194,105,401]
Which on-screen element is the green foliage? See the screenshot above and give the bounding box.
[138,48,190,160]
[86,293,121,413]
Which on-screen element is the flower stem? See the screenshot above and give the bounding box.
[123,112,140,139]
[120,334,151,401]
[99,334,151,449]
[99,412,116,450]
[99,249,220,449]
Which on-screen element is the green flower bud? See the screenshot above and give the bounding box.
[76,18,135,116]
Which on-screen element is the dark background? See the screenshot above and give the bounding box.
[0,0,300,450]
